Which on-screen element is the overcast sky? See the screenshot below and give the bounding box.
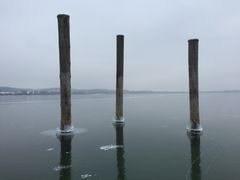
[0,0,240,91]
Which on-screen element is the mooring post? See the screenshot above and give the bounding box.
[188,39,202,132]
[57,14,72,133]
[115,35,124,122]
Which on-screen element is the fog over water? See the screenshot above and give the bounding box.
[0,0,240,91]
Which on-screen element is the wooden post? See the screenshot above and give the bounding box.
[115,35,124,122]
[188,39,202,132]
[57,14,72,132]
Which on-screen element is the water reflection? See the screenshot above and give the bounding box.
[58,134,73,180]
[188,133,201,180]
[114,123,126,180]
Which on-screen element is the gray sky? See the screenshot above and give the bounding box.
[0,0,240,91]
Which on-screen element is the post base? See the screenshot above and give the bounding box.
[113,117,125,124]
[113,121,125,128]
[57,131,74,141]
[56,125,74,136]
[186,124,203,135]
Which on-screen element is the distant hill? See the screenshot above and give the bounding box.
[0,87,159,95]
[0,86,240,95]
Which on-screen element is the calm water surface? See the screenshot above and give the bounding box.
[0,93,240,180]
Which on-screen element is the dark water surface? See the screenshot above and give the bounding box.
[0,93,240,180]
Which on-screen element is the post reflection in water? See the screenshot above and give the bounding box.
[114,123,126,180]
[58,134,73,180]
[188,133,201,180]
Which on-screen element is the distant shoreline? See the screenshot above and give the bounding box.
[0,87,240,96]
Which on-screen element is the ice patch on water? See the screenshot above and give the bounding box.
[54,165,71,171]
[41,127,87,137]
[81,174,92,179]
[100,144,124,151]
[46,148,54,151]
[74,127,88,134]
[41,130,58,137]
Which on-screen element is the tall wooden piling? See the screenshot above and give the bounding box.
[188,39,201,131]
[57,14,72,132]
[115,35,124,121]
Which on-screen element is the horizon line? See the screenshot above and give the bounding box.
[0,86,240,93]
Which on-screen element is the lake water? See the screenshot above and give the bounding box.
[0,93,240,180]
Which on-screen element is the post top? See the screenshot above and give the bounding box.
[57,14,70,18]
[117,34,124,38]
[188,39,199,42]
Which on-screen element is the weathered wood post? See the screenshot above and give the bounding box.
[57,14,72,133]
[188,39,202,132]
[115,35,124,122]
